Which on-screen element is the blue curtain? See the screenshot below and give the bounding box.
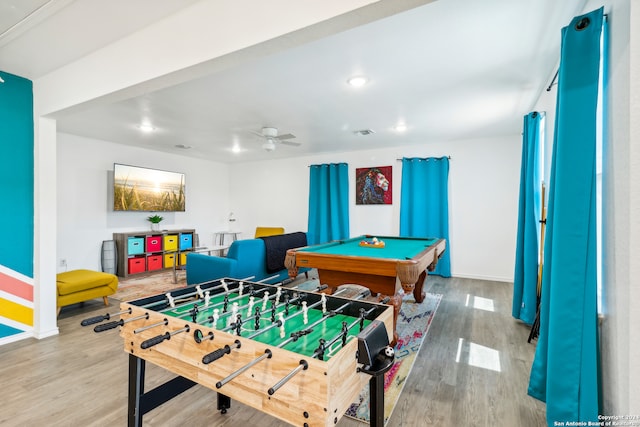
[307,163,349,245]
[528,7,603,425]
[512,112,542,325]
[399,157,451,277]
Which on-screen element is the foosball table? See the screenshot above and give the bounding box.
[83,278,395,427]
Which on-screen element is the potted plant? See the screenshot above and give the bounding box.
[147,214,163,231]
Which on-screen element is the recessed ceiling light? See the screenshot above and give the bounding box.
[347,76,368,87]
[394,123,408,132]
[138,123,155,133]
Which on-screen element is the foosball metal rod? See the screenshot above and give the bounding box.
[80,307,132,326]
[277,289,371,349]
[245,288,349,340]
[156,279,243,313]
[158,281,263,318]
[135,279,239,312]
[215,288,300,334]
[182,288,299,339]
[310,305,380,359]
[215,349,272,389]
[94,313,149,333]
[140,324,190,349]
[256,274,280,283]
[134,318,168,334]
[267,360,309,395]
[207,289,278,324]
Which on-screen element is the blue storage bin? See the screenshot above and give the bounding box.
[127,237,145,255]
[180,233,193,250]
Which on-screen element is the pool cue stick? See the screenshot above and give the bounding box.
[81,307,132,326]
[134,318,168,334]
[215,349,273,389]
[267,360,309,395]
[202,339,241,364]
[141,324,190,349]
[93,312,149,332]
[244,288,350,340]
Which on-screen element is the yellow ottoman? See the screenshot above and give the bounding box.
[56,269,119,315]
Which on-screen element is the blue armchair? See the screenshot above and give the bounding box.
[186,235,309,285]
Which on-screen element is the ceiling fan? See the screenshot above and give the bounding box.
[250,127,301,152]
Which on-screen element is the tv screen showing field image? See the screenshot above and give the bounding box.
[114,164,186,212]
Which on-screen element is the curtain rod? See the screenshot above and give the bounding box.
[546,69,559,92]
[546,13,608,92]
[396,156,451,161]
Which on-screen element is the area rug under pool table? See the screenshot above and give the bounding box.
[345,292,442,425]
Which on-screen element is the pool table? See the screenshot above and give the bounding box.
[284,235,446,343]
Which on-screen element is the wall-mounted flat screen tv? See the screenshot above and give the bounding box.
[113,163,186,212]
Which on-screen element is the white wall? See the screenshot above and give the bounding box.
[56,133,230,273]
[230,134,521,282]
[598,0,640,415]
[57,132,521,282]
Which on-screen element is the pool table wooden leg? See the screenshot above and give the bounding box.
[384,293,401,346]
[413,270,428,303]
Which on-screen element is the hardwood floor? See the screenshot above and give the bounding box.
[0,277,546,426]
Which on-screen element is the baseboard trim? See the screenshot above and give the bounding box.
[33,327,59,339]
[0,330,33,346]
[449,273,513,283]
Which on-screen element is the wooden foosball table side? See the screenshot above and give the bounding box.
[120,295,393,427]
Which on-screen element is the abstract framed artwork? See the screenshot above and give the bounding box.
[355,166,392,205]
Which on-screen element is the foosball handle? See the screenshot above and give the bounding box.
[202,345,232,365]
[202,340,240,365]
[94,320,123,332]
[81,314,109,326]
[141,333,170,349]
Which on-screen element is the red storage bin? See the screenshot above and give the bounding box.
[147,255,163,271]
[128,256,146,274]
[146,235,162,252]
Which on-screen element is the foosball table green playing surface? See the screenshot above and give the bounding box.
[83,277,395,427]
[161,284,374,359]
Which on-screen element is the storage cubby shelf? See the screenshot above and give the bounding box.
[113,229,195,278]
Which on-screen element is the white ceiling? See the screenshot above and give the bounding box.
[0,0,586,163]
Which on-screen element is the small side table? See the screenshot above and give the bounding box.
[172,246,226,284]
[213,231,241,245]
[213,231,241,255]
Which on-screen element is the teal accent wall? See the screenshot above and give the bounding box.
[0,71,34,278]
